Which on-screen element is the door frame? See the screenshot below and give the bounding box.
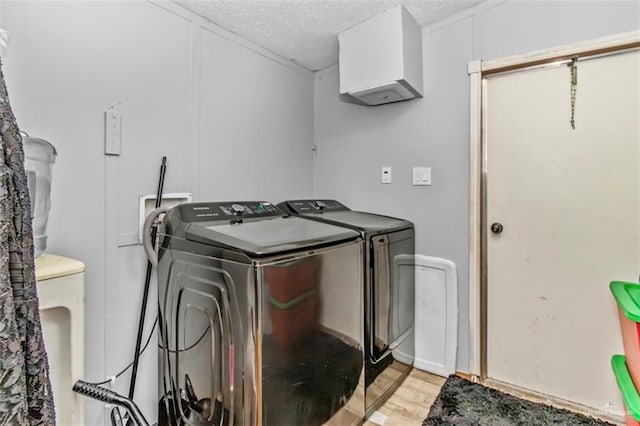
[467,30,640,380]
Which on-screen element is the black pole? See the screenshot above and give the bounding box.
[128,156,167,400]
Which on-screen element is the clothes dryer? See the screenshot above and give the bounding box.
[154,201,365,425]
[278,200,415,416]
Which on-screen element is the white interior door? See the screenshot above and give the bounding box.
[484,49,639,416]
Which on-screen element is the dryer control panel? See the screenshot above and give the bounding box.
[178,201,283,222]
[280,199,349,214]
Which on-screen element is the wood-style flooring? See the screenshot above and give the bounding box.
[365,369,446,425]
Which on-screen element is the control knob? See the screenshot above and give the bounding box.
[231,204,246,216]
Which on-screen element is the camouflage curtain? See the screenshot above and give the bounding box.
[0,59,55,424]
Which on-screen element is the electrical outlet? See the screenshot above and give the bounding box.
[105,110,121,155]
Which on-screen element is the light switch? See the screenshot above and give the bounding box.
[412,167,431,185]
[381,166,392,184]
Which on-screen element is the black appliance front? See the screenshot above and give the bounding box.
[278,199,415,416]
[156,201,365,425]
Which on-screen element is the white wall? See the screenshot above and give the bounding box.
[313,0,640,373]
[1,1,314,424]
[2,0,638,423]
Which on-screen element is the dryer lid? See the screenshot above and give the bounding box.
[185,216,360,257]
[279,199,411,233]
[302,210,411,233]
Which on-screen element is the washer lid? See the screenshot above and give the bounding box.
[185,216,360,257]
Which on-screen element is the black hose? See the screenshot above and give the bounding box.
[128,156,167,400]
[73,381,149,426]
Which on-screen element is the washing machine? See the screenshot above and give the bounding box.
[155,201,365,426]
[278,200,415,416]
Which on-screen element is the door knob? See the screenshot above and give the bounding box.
[490,223,504,234]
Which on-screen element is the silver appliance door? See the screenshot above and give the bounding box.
[370,229,415,361]
[259,241,365,426]
[157,250,247,426]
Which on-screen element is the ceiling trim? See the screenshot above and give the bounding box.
[150,0,314,78]
[314,0,500,77]
[314,63,339,78]
[422,0,507,34]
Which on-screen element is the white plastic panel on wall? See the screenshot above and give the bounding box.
[414,255,458,376]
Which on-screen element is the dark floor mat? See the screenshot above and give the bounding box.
[424,375,614,426]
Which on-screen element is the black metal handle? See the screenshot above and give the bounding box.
[491,223,504,234]
[73,381,149,426]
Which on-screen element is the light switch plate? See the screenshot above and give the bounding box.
[412,167,431,185]
[381,166,392,184]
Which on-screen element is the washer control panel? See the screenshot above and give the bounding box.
[178,201,282,222]
[282,199,349,214]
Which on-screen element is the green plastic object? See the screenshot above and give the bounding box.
[610,281,640,322]
[611,354,640,420]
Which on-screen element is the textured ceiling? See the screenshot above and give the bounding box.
[175,0,484,71]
